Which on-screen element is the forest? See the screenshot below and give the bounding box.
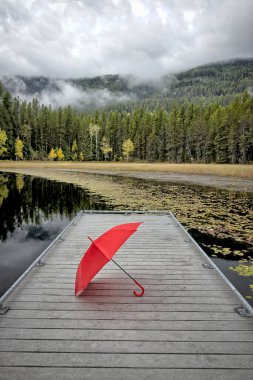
[0,79,252,164]
[1,59,253,164]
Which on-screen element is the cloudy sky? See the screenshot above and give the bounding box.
[0,0,253,79]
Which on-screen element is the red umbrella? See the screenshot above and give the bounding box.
[75,222,144,297]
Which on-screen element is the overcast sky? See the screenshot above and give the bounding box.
[0,0,253,79]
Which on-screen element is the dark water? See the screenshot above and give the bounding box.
[0,171,252,310]
[0,172,108,296]
[92,173,253,308]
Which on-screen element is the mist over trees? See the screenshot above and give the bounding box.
[1,59,253,111]
[0,79,252,163]
[0,60,253,164]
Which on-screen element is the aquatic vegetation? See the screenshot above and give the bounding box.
[1,167,252,261]
[229,264,253,277]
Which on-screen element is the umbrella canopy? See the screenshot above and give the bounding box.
[75,222,144,297]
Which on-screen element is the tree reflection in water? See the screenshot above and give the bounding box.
[0,172,108,296]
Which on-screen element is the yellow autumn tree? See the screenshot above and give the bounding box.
[56,147,65,160]
[79,151,84,161]
[71,139,78,160]
[15,137,24,160]
[48,148,57,161]
[100,136,112,161]
[122,139,134,162]
[0,129,8,157]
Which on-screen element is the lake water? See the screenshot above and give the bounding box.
[0,171,252,309]
[0,172,107,296]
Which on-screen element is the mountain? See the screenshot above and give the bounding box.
[1,58,253,110]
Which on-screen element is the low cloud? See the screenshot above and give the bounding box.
[0,75,136,109]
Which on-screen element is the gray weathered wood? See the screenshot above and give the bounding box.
[0,212,252,379]
[0,368,252,380]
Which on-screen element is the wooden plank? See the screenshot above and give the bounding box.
[1,339,253,354]
[0,310,244,322]
[1,328,252,341]
[0,368,252,380]
[18,283,229,290]
[13,288,233,298]
[7,294,239,304]
[27,273,221,280]
[1,319,251,331]
[14,278,228,286]
[6,301,238,312]
[0,352,253,368]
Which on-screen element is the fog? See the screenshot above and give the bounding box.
[0,75,137,109]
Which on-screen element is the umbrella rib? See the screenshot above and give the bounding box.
[110,258,135,281]
[110,258,145,297]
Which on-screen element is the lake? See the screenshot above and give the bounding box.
[0,171,252,308]
[0,172,108,296]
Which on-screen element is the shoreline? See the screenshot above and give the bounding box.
[60,169,253,192]
[0,165,252,192]
[0,166,252,254]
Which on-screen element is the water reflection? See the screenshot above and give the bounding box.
[93,173,253,307]
[0,172,108,296]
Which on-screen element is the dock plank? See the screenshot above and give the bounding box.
[1,368,253,380]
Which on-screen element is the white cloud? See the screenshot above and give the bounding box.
[0,0,252,79]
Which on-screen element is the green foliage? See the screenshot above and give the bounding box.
[0,129,8,157]
[0,66,253,163]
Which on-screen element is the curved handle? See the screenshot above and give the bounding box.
[133,279,145,297]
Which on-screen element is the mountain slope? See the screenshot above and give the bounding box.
[1,58,252,110]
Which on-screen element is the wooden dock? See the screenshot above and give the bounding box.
[0,211,253,379]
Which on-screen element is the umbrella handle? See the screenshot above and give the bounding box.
[133,279,145,297]
[110,259,145,297]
